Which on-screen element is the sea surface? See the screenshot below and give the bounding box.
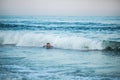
[0,16,120,80]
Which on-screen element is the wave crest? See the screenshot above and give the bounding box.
[0,31,120,51]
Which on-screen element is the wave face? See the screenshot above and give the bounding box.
[0,31,120,51]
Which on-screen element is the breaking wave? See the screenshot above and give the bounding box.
[0,31,119,51]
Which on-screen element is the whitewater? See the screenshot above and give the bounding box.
[0,16,120,80]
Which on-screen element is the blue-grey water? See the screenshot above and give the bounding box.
[0,16,120,80]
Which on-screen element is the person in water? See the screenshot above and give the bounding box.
[43,43,53,49]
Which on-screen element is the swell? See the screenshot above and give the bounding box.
[0,22,120,31]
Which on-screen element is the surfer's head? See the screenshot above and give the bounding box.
[47,43,51,46]
[46,43,52,49]
[47,43,50,45]
[43,43,53,49]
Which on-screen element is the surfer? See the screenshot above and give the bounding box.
[43,43,53,49]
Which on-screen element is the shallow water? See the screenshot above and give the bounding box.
[0,46,120,80]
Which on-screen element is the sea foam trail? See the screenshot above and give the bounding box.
[0,31,119,50]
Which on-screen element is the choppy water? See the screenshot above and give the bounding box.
[0,46,120,80]
[0,16,120,80]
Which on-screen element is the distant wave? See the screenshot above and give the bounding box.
[0,31,119,51]
[0,22,119,31]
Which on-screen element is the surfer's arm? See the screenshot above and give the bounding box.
[43,45,46,48]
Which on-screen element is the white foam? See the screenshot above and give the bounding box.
[0,31,103,50]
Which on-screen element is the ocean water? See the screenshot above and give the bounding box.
[0,16,120,80]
